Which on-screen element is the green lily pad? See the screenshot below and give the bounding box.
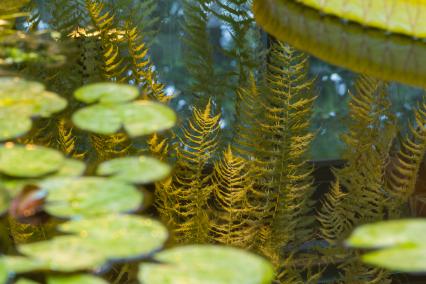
[15,279,40,284]
[347,219,426,272]
[347,219,426,249]
[0,144,64,178]
[1,158,85,198]
[71,104,122,135]
[138,245,275,284]
[74,83,139,104]
[73,101,176,137]
[59,214,168,260]
[0,258,8,284]
[53,159,86,177]
[18,236,107,272]
[47,274,108,284]
[361,245,426,273]
[0,77,67,140]
[97,156,171,184]
[4,255,49,273]
[41,177,143,218]
[0,189,10,214]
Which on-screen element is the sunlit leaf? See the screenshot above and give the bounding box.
[347,219,426,249]
[253,0,426,89]
[361,245,426,272]
[347,219,426,272]
[4,256,48,273]
[0,144,64,178]
[0,77,67,140]
[47,274,108,284]
[73,101,176,137]
[97,156,171,184]
[15,278,40,284]
[0,258,8,284]
[41,177,143,218]
[138,245,275,284]
[74,83,138,104]
[59,214,168,260]
[295,0,426,38]
[118,101,176,137]
[17,236,107,272]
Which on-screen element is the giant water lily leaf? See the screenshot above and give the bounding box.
[47,274,108,284]
[74,83,139,104]
[41,177,143,218]
[0,144,64,178]
[97,156,171,184]
[253,0,426,89]
[138,245,275,284]
[72,101,176,137]
[59,214,168,260]
[347,219,426,272]
[17,236,107,272]
[295,0,426,38]
[0,77,67,140]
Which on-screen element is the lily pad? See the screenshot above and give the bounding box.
[253,0,426,89]
[347,219,426,272]
[97,156,171,184]
[0,77,67,140]
[295,0,426,38]
[74,83,139,104]
[0,144,64,178]
[72,101,176,137]
[18,236,107,272]
[0,258,8,284]
[138,245,275,284]
[347,219,426,249]
[41,177,143,218]
[360,245,426,273]
[59,214,168,260]
[15,279,40,284]
[4,255,49,273]
[0,189,10,214]
[47,274,108,284]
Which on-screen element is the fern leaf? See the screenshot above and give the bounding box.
[161,99,220,243]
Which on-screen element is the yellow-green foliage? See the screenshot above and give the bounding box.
[209,145,264,248]
[158,100,220,243]
[257,41,316,254]
[386,98,426,215]
[318,75,396,283]
[181,0,217,101]
[56,118,86,159]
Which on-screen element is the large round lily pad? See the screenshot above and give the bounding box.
[18,236,107,272]
[59,214,168,260]
[253,0,426,89]
[138,245,275,284]
[347,219,426,272]
[97,156,171,184]
[47,274,108,284]
[4,255,49,274]
[74,83,139,104]
[15,279,40,284]
[41,177,143,218]
[72,101,176,137]
[295,0,426,38]
[0,77,67,140]
[0,144,64,178]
